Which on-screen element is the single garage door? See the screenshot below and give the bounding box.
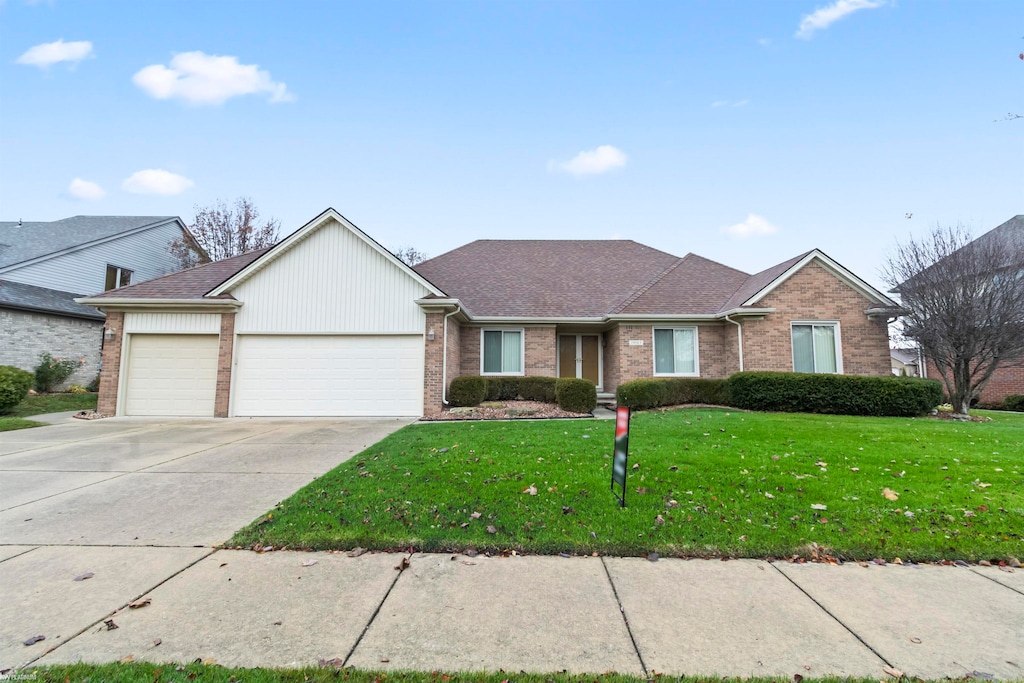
[233,335,423,416]
[123,334,219,416]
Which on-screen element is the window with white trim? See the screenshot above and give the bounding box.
[791,322,841,373]
[104,264,133,291]
[481,329,524,375]
[653,327,699,376]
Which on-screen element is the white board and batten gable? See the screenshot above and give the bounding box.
[0,218,188,296]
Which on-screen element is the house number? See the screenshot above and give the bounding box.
[628,340,644,346]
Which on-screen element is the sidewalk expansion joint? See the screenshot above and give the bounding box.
[968,567,1024,596]
[341,549,412,668]
[22,547,217,670]
[0,546,38,564]
[600,556,649,679]
[769,562,893,668]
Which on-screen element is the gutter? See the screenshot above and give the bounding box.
[724,314,744,372]
[441,304,461,406]
[74,297,243,311]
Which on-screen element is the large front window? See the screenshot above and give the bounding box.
[481,329,523,375]
[791,322,841,373]
[653,327,698,376]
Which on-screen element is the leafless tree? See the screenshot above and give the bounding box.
[170,197,280,269]
[884,224,1024,416]
[393,246,428,265]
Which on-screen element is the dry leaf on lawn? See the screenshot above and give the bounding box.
[882,488,900,501]
[523,484,537,495]
[486,525,497,534]
[810,503,827,510]
[128,598,151,609]
[301,559,318,567]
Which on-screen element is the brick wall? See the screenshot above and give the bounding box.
[603,323,740,393]
[614,324,655,386]
[604,326,622,393]
[741,262,890,376]
[458,325,556,378]
[0,309,103,389]
[925,357,1024,407]
[96,311,124,415]
[423,312,445,415]
[214,312,235,418]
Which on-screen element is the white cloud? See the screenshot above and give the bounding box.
[712,99,749,108]
[132,51,293,105]
[548,145,627,176]
[121,169,195,195]
[16,39,93,68]
[66,178,105,201]
[721,214,780,239]
[796,0,885,39]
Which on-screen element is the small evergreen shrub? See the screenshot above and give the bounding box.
[34,353,84,393]
[484,377,520,401]
[555,378,597,413]
[86,374,101,393]
[0,365,34,414]
[448,376,487,407]
[516,376,558,402]
[1004,394,1024,412]
[727,372,943,417]
[616,377,731,410]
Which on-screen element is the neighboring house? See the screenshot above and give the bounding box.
[0,216,194,388]
[78,208,898,418]
[910,215,1024,406]
[890,347,921,376]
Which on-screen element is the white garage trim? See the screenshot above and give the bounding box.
[120,334,219,416]
[231,334,424,417]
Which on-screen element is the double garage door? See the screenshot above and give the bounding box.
[122,334,423,417]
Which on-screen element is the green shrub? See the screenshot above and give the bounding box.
[86,374,101,393]
[616,377,731,410]
[555,378,596,413]
[727,372,943,417]
[0,365,34,414]
[34,352,84,393]
[516,376,557,402]
[1004,394,1024,412]
[484,377,520,401]
[448,376,487,407]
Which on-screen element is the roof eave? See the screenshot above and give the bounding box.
[74,297,243,312]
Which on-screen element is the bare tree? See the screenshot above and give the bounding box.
[393,246,428,266]
[170,197,280,269]
[884,224,1024,416]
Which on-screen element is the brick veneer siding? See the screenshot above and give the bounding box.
[214,312,235,418]
[423,312,446,415]
[96,311,124,415]
[740,262,890,376]
[0,309,103,390]
[613,325,655,387]
[604,323,740,393]
[458,325,557,378]
[604,326,622,393]
[925,357,1024,407]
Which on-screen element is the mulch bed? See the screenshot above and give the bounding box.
[423,400,592,421]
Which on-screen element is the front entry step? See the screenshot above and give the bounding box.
[596,392,617,408]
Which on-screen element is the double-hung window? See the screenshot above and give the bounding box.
[791,322,842,373]
[104,264,133,291]
[653,327,699,376]
[481,329,524,375]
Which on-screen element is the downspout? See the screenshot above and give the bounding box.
[724,314,744,372]
[441,305,461,406]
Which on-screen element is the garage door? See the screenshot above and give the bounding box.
[233,335,423,416]
[123,334,219,416]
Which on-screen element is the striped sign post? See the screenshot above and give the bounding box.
[610,406,630,507]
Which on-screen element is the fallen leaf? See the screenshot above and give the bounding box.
[794,675,804,683]
[647,552,659,562]
[486,525,497,534]
[202,658,216,665]
[301,559,318,567]
[273,621,282,626]
[103,619,118,631]
[394,557,410,571]
[23,635,45,646]
[219,563,228,568]
[559,552,572,558]
[909,637,921,644]
[810,504,827,511]
[882,488,899,501]
[882,665,904,679]
[347,547,367,557]
[977,482,991,488]
[119,655,134,663]
[153,638,162,647]
[128,598,151,609]
[460,561,477,566]
[73,572,94,582]
[523,484,537,496]
[381,657,390,663]
[632,463,639,470]
[654,515,665,525]
[470,511,482,519]
[464,548,478,557]
[764,493,774,499]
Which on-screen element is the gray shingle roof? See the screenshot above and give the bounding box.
[0,216,180,270]
[84,248,269,300]
[0,279,105,320]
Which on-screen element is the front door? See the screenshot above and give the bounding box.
[558,334,601,387]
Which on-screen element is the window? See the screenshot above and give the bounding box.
[104,264,133,291]
[481,329,524,375]
[653,327,699,376]
[791,322,842,373]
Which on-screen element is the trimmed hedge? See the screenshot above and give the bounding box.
[1004,394,1024,412]
[728,372,943,417]
[449,376,558,407]
[0,365,34,414]
[555,378,597,413]
[616,377,731,410]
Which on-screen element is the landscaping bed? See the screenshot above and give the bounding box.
[231,408,1023,562]
[424,399,592,421]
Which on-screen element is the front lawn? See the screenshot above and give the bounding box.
[0,392,98,432]
[230,408,1024,561]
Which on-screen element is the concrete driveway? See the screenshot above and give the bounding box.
[0,416,411,669]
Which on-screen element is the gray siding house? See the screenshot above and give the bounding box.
[0,216,193,389]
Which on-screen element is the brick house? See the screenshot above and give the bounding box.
[78,208,898,418]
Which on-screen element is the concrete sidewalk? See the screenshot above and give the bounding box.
[4,549,1022,680]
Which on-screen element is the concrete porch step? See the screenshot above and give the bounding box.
[596,392,616,408]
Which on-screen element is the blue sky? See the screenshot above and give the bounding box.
[1,0,1021,287]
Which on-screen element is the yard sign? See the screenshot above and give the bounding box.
[610,406,631,507]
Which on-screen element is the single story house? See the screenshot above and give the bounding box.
[890,347,921,376]
[78,208,898,418]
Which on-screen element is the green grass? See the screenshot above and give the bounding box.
[230,408,1024,562]
[27,664,952,683]
[0,392,98,432]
